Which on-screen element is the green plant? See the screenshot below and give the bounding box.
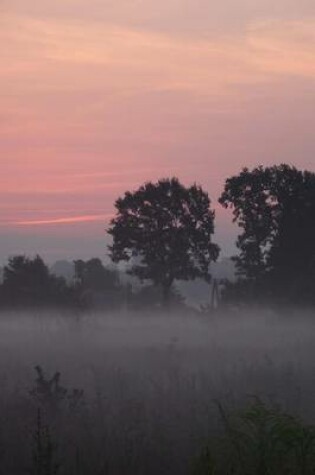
[194,399,315,475]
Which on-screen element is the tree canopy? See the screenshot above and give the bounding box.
[108,177,220,303]
[219,164,315,304]
[74,258,119,292]
[0,255,71,307]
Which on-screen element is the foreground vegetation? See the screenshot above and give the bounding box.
[0,310,315,474]
[21,386,315,475]
[4,366,315,475]
[194,399,315,475]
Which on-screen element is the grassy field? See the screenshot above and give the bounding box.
[0,308,315,474]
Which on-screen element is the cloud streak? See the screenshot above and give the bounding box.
[2,13,315,101]
[14,214,113,226]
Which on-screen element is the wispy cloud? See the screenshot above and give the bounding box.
[14,214,113,226]
[73,167,180,179]
[247,19,315,77]
[2,13,314,101]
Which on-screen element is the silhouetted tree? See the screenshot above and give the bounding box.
[73,258,121,308]
[0,255,72,307]
[108,177,220,305]
[219,164,315,304]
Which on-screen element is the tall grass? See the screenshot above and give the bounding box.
[0,309,314,473]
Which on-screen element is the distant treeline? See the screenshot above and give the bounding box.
[1,163,315,310]
[0,255,185,310]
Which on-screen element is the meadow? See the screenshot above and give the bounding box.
[1,308,315,474]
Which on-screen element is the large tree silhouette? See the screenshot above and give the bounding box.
[219,164,315,303]
[108,178,220,304]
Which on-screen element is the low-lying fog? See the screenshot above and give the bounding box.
[1,309,315,410]
[1,309,315,474]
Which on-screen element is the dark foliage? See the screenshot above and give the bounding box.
[0,254,189,311]
[73,258,122,309]
[219,164,315,305]
[108,177,220,304]
[0,255,73,308]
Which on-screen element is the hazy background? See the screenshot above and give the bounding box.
[1,0,314,262]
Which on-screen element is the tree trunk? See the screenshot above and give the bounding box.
[162,283,172,309]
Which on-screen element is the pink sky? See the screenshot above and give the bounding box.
[1,0,314,262]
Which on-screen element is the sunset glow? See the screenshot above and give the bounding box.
[1,0,314,261]
[14,215,113,227]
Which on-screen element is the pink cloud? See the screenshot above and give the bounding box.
[14,214,113,226]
